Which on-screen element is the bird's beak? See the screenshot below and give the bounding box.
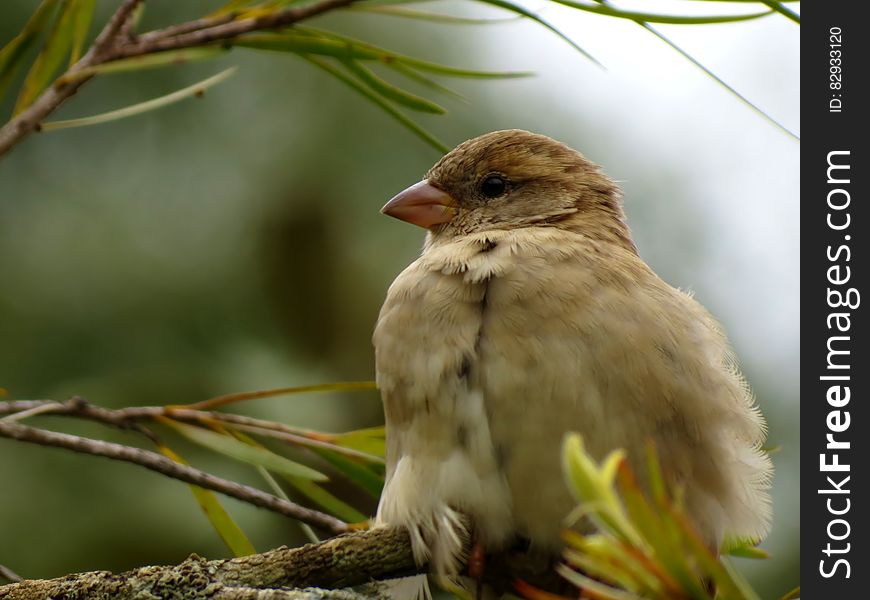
[381,181,457,229]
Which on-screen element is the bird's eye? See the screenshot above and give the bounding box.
[480,175,507,198]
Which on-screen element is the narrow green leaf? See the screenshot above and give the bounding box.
[159,445,256,557]
[759,0,799,23]
[210,0,257,17]
[15,0,82,114]
[551,0,774,25]
[566,535,670,595]
[251,464,320,544]
[643,22,797,140]
[389,61,465,101]
[42,67,237,131]
[230,429,369,524]
[313,447,385,498]
[302,54,449,154]
[676,511,756,600]
[185,380,378,411]
[0,0,60,105]
[616,467,710,598]
[349,5,521,24]
[333,426,386,458]
[590,0,798,140]
[352,0,435,5]
[644,441,668,506]
[556,565,647,600]
[68,0,96,65]
[341,58,444,114]
[237,30,532,79]
[563,548,645,593]
[471,0,601,66]
[289,478,369,524]
[779,586,801,600]
[723,544,770,559]
[160,417,328,481]
[64,46,228,81]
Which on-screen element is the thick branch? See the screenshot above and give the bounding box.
[0,527,570,599]
[0,528,417,600]
[0,420,347,536]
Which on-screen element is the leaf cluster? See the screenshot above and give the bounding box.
[0,0,798,155]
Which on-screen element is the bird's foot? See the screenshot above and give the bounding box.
[467,539,486,599]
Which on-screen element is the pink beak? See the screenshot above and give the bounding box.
[381,181,457,229]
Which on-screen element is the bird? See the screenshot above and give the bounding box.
[372,129,773,578]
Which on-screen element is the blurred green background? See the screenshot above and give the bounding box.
[0,1,799,597]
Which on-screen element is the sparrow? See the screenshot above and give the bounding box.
[372,129,772,576]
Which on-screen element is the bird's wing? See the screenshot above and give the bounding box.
[473,228,771,548]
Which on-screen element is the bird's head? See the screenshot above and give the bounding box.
[381,129,635,251]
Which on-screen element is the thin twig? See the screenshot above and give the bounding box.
[0,0,141,158]
[0,564,22,584]
[107,0,357,60]
[91,0,145,57]
[135,13,237,45]
[0,0,359,158]
[0,398,383,463]
[0,420,348,535]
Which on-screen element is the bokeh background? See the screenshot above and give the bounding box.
[0,1,799,597]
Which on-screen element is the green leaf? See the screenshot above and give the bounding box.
[640,22,797,140]
[564,547,646,594]
[759,0,800,23]
[68,0,96,65]
[616,466,711,599]
[388,61,465,101]
[551,0,774,25]
[230,429,368,524]
[313,447,385,498]
[556,565,647,600]
[42,67,237,131]
[159,445,256,557]
[15,0,83,114]
[288,477,368,524]
[722,544,770,559]
[779,586,801,600]
[333,426,386,458]
[64,46,229,81]
[340,59,445,114]
[348,5,521,24]
[472,0,601,66]
[302,54,449,154]
[160,417,328,481]
[0,0,60,105]
[185,380,378,411]
[237,30,532,79]
[589,0,798,141]
[677,512,758,600]
[210,0,257,17]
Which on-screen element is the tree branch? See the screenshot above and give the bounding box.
[91,0,145,57]
[0,528,417,600]
[0,0,359,159]
[0,419,348,536]
[118,0,358,60]
[0,397,381,462]
[0,526,570,599]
